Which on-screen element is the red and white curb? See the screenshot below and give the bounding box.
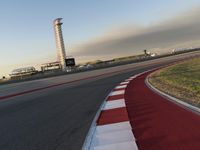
[82,74,143,150]
[82,61,196,150]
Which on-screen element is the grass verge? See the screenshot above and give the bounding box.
[149,58,200,107]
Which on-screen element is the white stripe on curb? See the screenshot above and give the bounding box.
[94,141,138,150]
[91,129,135,146]
[89,120,137,150]
[120,81,129,85]
[115,85,127,89]
[125,79,133,81]
[103,99,125,110]
[96,121,131,134]
[129,76,136,79]
[109,90,124,96]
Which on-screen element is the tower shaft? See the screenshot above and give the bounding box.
[54,18,67,71]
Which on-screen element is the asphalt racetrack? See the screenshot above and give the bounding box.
[0,51,199,150]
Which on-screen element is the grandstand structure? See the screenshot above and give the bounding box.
[9,67,38,79]
[41,61,61,72]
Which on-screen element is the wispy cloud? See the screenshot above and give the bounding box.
[71,6,200,61]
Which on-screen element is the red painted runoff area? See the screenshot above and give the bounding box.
[125,72,200,150]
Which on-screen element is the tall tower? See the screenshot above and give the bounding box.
[54,18,67,71]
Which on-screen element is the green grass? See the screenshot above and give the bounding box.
[149,58,200,106]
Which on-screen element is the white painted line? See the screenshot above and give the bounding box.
[96,121,131,134]
[91,129,135,147]
[109,90,124,96]
[103,99,125,110]
[115,85,127,89]
[94,141,138,150]
[146,77,200,114]
[120,81,129,85]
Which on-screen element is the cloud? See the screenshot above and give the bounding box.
[2,6,200,76]
[70,6,200,61]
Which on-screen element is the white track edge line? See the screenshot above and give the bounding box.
[82,95,108,150]
[145,76,200,115]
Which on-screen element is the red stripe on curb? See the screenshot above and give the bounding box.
[97,107,129,125]
[107,95,124,101]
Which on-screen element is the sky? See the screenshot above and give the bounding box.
[1,0,200,77]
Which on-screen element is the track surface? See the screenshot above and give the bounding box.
[125,72,200,150]
[0,51,199,150]
[0,67,152,150]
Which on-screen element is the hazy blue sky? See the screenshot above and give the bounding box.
[1,0,200,76]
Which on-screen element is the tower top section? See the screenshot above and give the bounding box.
[54,18,63,26]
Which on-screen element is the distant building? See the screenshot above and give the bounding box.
[10,67,38,79]
[171,49,176,54]
[41,61,61,72]
[150,53,157,57]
